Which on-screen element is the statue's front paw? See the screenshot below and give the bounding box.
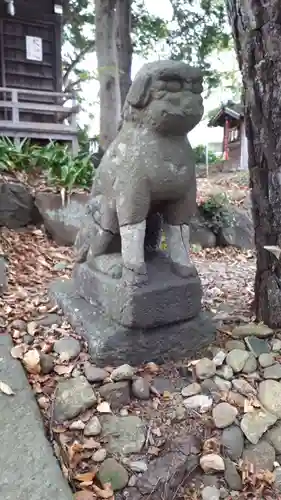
[171,262,198,279]
[122,263,148,286]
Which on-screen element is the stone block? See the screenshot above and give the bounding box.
[73,252,202,328]
[50,278,215,366]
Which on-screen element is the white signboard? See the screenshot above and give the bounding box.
[26,36,43,62]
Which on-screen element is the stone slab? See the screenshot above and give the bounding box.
[50,278,215,366]
[0,334,72,500]
[73,252,202,328]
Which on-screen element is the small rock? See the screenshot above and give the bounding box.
[242,440,275,472]
[245,336,270,357]
[212,402,238,429]
[217,365,233,380]
[259,380,281,417]
[200,454,225,473]
[219,487,228,499]
[181,382,201,398]
[271,339,281,352]
[224,459,242,491]
[264,422,281,453]
[259,353,275,368]
[227,391,245,408]
[273,466,281,492]
[128,476,137,487]
[264,363,281,379]
[84,416,102,437]
[202,486,220,500]
[100,415,145,455]
[213,351,226,366]
[242,352,257,373]
[183,394,213,412]
[232,378,255,396]
[98,458,129,491]
[37,313,62,327]
[54,376,97,422]
[151,377,175,394]
[93,448,107,462]
[225,340,246,351]
[240,409,277,444]
[69,420,85,430]
[221,425,244,460]
[99,381,130,410]
[201,378,218,393]
[11,319,26,331]
[111,364,134,381]
[203,475,219,488]
[128,461,148,473]
[232,323,273,339]
[132,378,150,400]
[173,405,186,421]
[40,353,54,374]
[213,376,232,392]
[84,363,108,383]
[226,349,249,372]
[54,337,81,360]
[195,358,216,379]
[23,334,33,345]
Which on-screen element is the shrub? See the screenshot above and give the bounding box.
[198,193,233,234]
[193,144,219,165]
[0,137,94,191]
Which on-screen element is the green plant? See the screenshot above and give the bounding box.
[198,193,233,234]
[193,144,218,165]
[0,137,41,172]
[36,142,94,191]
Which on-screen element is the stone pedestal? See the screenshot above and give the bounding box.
[73,252,202,328]
[50,251,215,365]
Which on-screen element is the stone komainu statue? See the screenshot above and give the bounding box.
[75,60,204,284]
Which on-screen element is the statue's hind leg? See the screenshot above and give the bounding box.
[163,189,198,278]
[89,197,119,258]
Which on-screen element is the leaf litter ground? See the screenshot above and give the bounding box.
[0,166,278,500]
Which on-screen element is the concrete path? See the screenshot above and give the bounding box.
[0,334,73,500]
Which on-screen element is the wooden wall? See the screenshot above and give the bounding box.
[0,0,64,122]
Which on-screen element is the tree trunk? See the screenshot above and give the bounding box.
[115,0,133,116]
[95,0,118,151]
[226,1,281,327]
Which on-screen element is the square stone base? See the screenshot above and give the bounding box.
[73,252,202,328]
[50,279,215,366]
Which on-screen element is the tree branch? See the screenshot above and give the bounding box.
[63,41,96,87]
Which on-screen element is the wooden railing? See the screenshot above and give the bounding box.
[0,87,79,152]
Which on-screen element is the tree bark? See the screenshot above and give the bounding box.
[95,0,118,151]
[115,0,133,116]
[226,1,281,327]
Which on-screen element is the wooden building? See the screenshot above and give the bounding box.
[208,102,248,171]
[0,0,78,152]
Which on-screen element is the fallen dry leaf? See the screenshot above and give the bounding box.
[74,469,97,483]
[54,364,74,375]
[83,438,100,450]
[97,401,111,414]
[0,381,15,395]
[68,441,84,463]
[10,344,26,359]
[23,349,41,374]
[92,483,114,499]
[74,491,96,500]
[27,321,37,336]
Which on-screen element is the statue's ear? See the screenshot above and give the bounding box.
[126,74,152,109]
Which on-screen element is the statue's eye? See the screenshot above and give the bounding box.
[192,81,203,94]
[154,80,166,91]
[166,80,182,92]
